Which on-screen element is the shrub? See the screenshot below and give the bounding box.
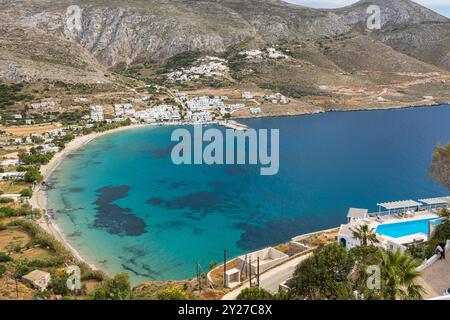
[19,152,54,165]
[433,220,450,241]
[157,288,193,300]
[91,272,131,300]
[289,244,355,300]
[0,252,12,263]
[0,198,14,204]
[20,188,33,198]
[24,167,43,183]
[50,275,70,295]
[237,287,273,300]
[407,243,435,260]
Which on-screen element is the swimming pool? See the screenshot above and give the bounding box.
[376,217,441,238]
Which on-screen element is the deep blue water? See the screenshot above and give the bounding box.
[48,105,450,284]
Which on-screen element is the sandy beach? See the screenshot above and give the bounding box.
[28,119,240,270]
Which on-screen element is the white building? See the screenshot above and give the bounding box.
[0,172,25,181]
[242,92,254,100]
[39,144,59,154]
[49,129,65,137]
[250,107,262,114]
[90,105,104,122]
[134,105,180,123]
[0,159,19,168]
[31,99,56,110]
[166,57,228,82]
[22,270,51,292]
[267,48,289,59]
[187,96,225,112]
[188,111,213,123]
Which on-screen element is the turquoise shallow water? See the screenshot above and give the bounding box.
[48,105,450,284]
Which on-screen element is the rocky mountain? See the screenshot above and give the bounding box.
[0,0,449,83]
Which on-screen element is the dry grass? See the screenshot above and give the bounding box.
[0,181,31,194]
[0,228,31,252]
[12,247,55,261]
[0,123,62,137]
[133,280,193,299]
[0,276,36,300]
[83,279,102,294]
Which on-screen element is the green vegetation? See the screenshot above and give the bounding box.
[162,51,203,72]
[49,275,70,295]
[430,143,450,190]
[19,152,54,165]
[91,272,132,300]
[0,204,39,218]
[408,219,450,260]
[380,250,423,300]
[157,288,193,300]
[288,243,423,300]
[237,287,273,300]
[24,167,44,183]
[82,120,131,135]
[0,252,12,263]
[20,188,33,198]
[289,244,355,300]
[0,83,33,108]
[351,224,379,246]
[258,83,327,98]
[0,198,15,204]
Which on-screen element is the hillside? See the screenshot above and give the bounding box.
[0,0,449,114]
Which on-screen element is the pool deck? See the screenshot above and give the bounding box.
[370,212,439,244]
[340,211,440,247]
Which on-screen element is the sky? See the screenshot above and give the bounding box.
[285,0,450,18]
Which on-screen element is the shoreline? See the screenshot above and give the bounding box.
[28,103,450,278]
[30,122,184,270]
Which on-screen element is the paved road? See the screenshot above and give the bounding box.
[222,252,312,300]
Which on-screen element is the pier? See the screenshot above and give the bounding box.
[218,120,249,131]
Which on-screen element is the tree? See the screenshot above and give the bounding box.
[237,287,273,300]
[439,206,450,219]
[157,288,193,300]
[20,188,33,198]
[351,224,379,246]
[350,245,384,299]
[380,250,424,300]
[50,275,70,295]
[430,143,450,190]
[24,167,43,183]
[289,244,355,300]
[432,220,450,241]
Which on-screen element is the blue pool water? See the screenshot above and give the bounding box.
[376,218,440,238]
[47,105,450,284]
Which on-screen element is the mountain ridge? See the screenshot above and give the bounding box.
[0,0,449,84]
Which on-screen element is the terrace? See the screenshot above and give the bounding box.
[338,196,449,251]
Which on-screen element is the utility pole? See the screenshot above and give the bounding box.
[249,257,252,287]
[223,248,227,288]
[257,257,260,288]
[197,262,202,292]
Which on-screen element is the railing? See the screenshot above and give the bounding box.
[367,206,446,218]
